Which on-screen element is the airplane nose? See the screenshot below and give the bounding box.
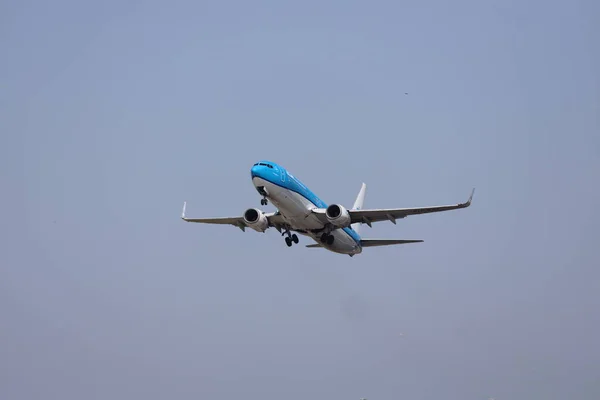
[251,162,275,179]
[250,164,262,178]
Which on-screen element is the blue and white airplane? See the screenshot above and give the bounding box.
[181,160,474,256]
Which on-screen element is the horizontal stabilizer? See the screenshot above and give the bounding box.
[306,239,422,249]
[360,239,423,247]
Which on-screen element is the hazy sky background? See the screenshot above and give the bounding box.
[2,0,599,399]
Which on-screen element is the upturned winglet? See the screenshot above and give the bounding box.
[466,188,475,205]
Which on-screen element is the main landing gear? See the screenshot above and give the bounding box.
[285,235,299,247]
[282,229,299,247]
[320,233,335,245]
[260,198,268,206]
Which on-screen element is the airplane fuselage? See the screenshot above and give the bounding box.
[250,161,362,255]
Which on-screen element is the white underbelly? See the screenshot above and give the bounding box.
[253,177,361,255]
[254,178,322,230]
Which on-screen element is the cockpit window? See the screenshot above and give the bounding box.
[256,162,274,168]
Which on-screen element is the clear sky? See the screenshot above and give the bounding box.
[2,0,599,399]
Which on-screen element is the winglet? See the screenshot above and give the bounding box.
[466,188,475,206]
[181,201,187,219]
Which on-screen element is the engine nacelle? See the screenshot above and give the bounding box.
[325,204,351,228]
[243,208,269,232]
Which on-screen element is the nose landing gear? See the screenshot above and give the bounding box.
[256,186,269,206]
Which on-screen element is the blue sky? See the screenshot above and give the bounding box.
[2,0,599,399]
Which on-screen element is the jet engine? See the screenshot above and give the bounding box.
[243,208,269,232]
[325,204,351,228]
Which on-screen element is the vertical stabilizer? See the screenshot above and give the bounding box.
[351,183,366,233]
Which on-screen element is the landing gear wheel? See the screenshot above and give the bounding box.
[285,237,292,247]
[292,234,299,244]
[260,198,268,206]
[327,235,334,245]
[320,233,328,243]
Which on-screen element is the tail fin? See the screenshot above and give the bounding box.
[351,183,367,233]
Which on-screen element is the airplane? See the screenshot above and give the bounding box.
[181,160,474,256]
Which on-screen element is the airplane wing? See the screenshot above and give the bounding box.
[180,202,286,231]
[349,188,474,226]
[312,188,474,227]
